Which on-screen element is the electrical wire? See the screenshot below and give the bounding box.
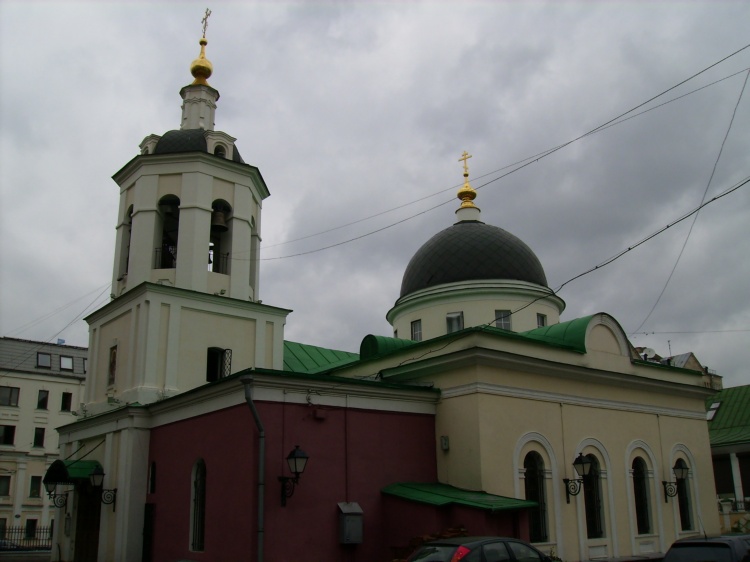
[630,69,750,335]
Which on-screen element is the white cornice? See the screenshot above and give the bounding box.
[440,381,706,419]
[379,342,714,398]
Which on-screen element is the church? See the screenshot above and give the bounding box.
[44,29,720,562]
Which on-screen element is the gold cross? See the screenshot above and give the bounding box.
[458,151,472,176]
[201,8,212,37]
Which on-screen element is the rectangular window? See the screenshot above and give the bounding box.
[0,425,15,445]
[0,475,10,495]
[37,352,51,368]
[108,346,118,386]
[33,428,45,448]
[0,386,20,407]
[61,392,73,412]
[60,356,73,371]
[29,476,42,498]
[410,319,422,342]
[537,313,547,328]
[25,519,38,539]
[83,358,88,373]
[495,310,512,331]
[446,312,464,334]
[37,390,49,410]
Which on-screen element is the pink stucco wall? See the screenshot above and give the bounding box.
[146,399,438,562]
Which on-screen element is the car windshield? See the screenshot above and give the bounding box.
[408,545,458,562]
[664,543,733,562]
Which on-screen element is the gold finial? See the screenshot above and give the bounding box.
[190,9,213,86]
[457,150,478,208]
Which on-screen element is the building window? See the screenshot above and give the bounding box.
[37,390,49,410]
[37,353,51,368]
[60,392,73,412]
[60,356,73,371]
[495,310,512,331]
[108,346,118,387]
[583,454,604,539]
[536,313,547,328]
[632,457,651,534]
[191,459,207,551]
[410,320,422,342]
[446,312,464,333]
[25,519,38,539]
[33,428,45,448]
[83,358,88,373]
[0,425,16,445]
[524,452,548,542]
[0,386,20,407]
[675,459,693,531]
[29,476,42,498]
[0,475,10,495]
[206,348,232,382]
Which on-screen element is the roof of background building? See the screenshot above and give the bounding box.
[399,221,548,298]
[707,384,750,448]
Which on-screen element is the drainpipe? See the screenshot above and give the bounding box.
[240,374,264,562]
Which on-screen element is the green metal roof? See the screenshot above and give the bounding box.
[283,340,359,374]
[359,334,418,360]
[518,315,594,353]
[707,384,750,448]
[44,459,103,485]
[382,482,537,512]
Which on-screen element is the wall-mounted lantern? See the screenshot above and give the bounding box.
[90,466,117,512]
[662,463,689,502]
[44,481,68,508]
[279,445,309,507]
[563,453,592,503]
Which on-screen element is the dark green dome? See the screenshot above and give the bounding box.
[400,221,547,298]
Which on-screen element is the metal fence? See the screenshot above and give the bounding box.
[0,525,52,551]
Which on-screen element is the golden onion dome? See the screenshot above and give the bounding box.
[190,37,213,86]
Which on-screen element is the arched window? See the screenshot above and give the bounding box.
[214,145,226,158]
[118,206,133,279]
[190,459,206,551]
[675,459,693,531]
[156,196,180,269]
[209,200,232,275]
[583,454,604,539]
[524,451,548,542]
[632,457,651,534]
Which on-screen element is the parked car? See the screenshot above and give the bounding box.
[663,534,750,562]
[406,536,552,562]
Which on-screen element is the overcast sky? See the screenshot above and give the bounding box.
[1,1,748,387]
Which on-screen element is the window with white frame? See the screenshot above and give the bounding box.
[536,313,547,328]
[410,320,422,342]
[446,312,464,334]
[37,353,51,368]
[60,356,73,371]
[495,310,512,331]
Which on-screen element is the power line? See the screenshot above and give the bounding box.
[630,69,750,335]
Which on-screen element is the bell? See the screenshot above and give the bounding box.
[211,210,228,232]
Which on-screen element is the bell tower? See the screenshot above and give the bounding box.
[84,29,289,414]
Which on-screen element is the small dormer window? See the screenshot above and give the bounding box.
[706,402,721,421]
[214,145,227,158]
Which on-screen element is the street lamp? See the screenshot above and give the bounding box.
[279,445,309,507]
[89,466,118,512]
[662,463,689,502]
[44,480,68,508]
[563,453,592,503]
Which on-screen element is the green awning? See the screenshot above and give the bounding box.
[43,459,103,486]
[382,482,537,513]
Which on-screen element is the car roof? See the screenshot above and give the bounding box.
[423,537,522,547]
